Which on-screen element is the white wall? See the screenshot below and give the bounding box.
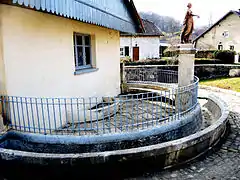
[120,36,161,60]
[195,13,240,52]
[0,5,120,98]
[0,5,121,131]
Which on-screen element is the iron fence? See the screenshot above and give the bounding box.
[124,67,178,84]
[0,68,199,136]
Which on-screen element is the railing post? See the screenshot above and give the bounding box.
[0,96,5,132]
[121,63,128,93]
[122,62,126,84]
[176,44,196,112]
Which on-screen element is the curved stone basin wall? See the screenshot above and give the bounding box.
[0,95,228,170]
[0,103,202,154]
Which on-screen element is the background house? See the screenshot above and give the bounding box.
[120,19,163,61]
[194,10,240,53]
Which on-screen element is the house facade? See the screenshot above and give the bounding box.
[120,19,163,61]
[0,0,143,130]
[194,10,240,53]
[0,0,143,98]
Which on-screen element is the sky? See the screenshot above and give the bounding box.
[133,0,240,27]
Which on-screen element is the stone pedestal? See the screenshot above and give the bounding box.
[177,44,196,87]
[0,115,4,132]
[176,44,196,112]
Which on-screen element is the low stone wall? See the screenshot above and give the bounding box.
[0,103,202,154]
[0,95,228,168]
[195,64,240,80]
[124,64,240,80]
[0,95,229,179]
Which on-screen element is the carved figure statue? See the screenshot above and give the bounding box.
[180,3,200,44]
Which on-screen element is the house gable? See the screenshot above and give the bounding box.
[194,10,240,42]
[195,13,240,51]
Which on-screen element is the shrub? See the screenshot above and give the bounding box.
[163,46,179,57]
[195,50,215,59]
[213,50,236,64]
[125,59,178,66]
[124,58,223,66]
[195,59,223,64]
[163,51,178,57]
[120,56,132,63]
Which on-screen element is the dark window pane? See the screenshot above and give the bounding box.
[124,46,129,56]
[218,45,223,50]
[85,47,91,65]
[76,35,83,45]
[85,36,90,45]
[77,46,84,66]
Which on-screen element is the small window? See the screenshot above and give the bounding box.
[222,31,229,38]
[230,45,234,51]
[120,48,124,56]
[74,33,92,70]
[218,44,223,50]
[124,46,130,56]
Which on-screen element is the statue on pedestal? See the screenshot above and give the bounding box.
[180,3,200,44]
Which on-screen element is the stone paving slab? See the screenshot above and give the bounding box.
[55,100,175,135]
[128,88,240,180]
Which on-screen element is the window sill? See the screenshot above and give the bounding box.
[74,68,99,75]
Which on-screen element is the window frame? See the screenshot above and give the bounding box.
[120,47,124,56]
[74,32,92,71]
[223,30,229,38]
[230,45,234,51]
[124,46,130,56]
[120,46,130,57]
[218,44,223,50]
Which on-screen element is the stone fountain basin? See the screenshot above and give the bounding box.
[75,100,120,123]
[0,95,228,169]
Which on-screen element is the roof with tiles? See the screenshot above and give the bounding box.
[121,18,163,36]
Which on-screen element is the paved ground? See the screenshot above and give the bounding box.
[129,88,240,180]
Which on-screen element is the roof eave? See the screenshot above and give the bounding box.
[125,0,145,33]
[3,0,143,34]
[121,33,163,37]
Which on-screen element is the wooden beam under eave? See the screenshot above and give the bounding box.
[1,0,13,5]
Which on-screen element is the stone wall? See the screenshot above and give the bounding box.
[124,64,240,80]
[0,95,228,175]
[194,64,240,80]
[0,104,202,154]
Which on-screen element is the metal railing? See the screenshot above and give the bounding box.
[124,67,178,84]
[0,68,199,136]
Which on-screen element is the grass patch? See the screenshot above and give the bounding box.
[200,77,240,92]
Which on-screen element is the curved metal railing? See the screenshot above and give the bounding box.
[0,68,199,136]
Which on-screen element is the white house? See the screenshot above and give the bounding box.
[120,19,163,61]
[0,0,143,98]
[194,10,240,53]
[0,0,143,132]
